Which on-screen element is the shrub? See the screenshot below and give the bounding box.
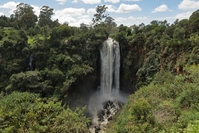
[115,98,156,133]
[0,92,90,133]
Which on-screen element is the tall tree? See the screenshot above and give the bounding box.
[189,9,199,33]
[14,3,33,20]
[104,16,117,34]
[12,3,37,29]
[20,12,37,29]
[38,6,54,27]
[0,15,10,27]
[92,5,108,25]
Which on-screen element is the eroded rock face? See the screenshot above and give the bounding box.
[89,100,123,133]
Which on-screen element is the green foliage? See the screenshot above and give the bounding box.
[50,25,72,40]
[2,6,199,133]
[0,92,90,133]
[176,84,199,108]
[5,69,69,97]
[115,98,156,133]
[0,17,9,27]
[38,6,54,28]
[92,5,108,25]
[68,64,93,78]
[6,71,53,96]
[109,65,199,132]
[189,10,199,33]
[12,3,38,30]
[0,29,29,90]
[184,120,199,133]
[19,11,37,30]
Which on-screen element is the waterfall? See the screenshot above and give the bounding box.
[100,37,120,93]
[26,53,34,71]
[88,38,125,132]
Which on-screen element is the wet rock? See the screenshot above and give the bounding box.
[89,100,122,133]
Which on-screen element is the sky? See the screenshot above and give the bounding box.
[0,0,198,27]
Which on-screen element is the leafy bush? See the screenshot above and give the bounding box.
[115,98,156,133]
[110,65,199,132]
[0,92,90,133]
[184,120,199,133]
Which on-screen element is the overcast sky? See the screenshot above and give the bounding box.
[0,0,198,27]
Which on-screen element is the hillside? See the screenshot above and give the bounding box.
[107,65,199,132]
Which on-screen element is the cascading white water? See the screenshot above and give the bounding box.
[100,37,120,93]
[89,38,125,133]
[26,53,34,71]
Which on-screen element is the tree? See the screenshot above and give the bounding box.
[19,12,37,29]
[0,19,8,27]
[0,92,90,133]
[50,25,72,40]
[189,9,199,33]
[38,6,54,27]
[0,29,29,91]
[51,19,60,28]
[13,3,37,29]
[14,3,33,20]
[0,15,10,27]
[173,27,185,39]
[92,5,108,25]
[104,16,117,34]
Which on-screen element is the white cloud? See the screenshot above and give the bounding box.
[106,5,117,12]
[175,11,192,20]
[70,20,92,27]
[78,14,90,19]
[178,0,199,10]
[87,8,96,15]
[0,12,4,16]
[128,16,148,20]
[0,1,19,9]
[117,3,141,13]
[104,0,120,4]
[56,0,67,5]
[0,1,19,16]
[31,5,40,16]
[115,17,127,22]
[81,0,101,4]
[115,16,148,22]
[55,8,85,17]
[152,4,169,13]
[106,4,142,13]
[53,7,89,26]
[72,0,78,3]
[52,13,77,24]
[62,15,92,27]
[77,17,92,25]
[122,0,141,1]
[153,16,175,22]
[0,2,40,17]
[115,16,148,26]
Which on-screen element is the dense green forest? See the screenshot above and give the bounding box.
[1,2,199,132]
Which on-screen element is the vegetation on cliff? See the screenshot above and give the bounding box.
[1,2,199,132]
[107,65,199,132]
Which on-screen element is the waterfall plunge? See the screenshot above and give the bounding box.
[100,37,120,93]
[88,38,122,132]
[26,53,34,71]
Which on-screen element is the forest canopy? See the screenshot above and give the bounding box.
[1,2,199,132]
